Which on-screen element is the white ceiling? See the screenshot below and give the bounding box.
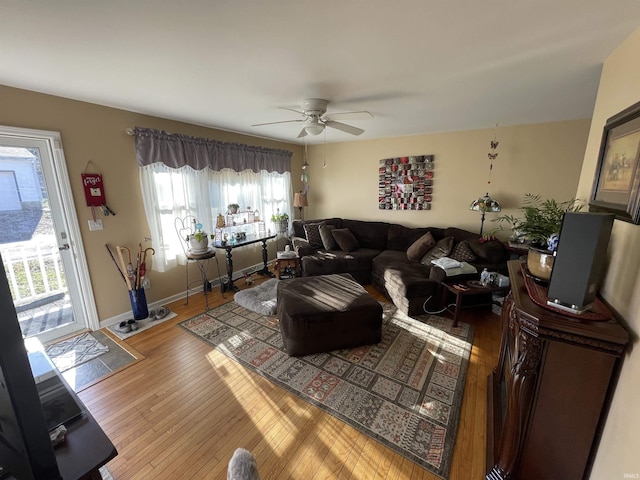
[2,1,640,144]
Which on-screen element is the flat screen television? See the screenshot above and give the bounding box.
[0,253,62,479]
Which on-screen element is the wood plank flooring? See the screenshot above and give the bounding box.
[80,278,501,480]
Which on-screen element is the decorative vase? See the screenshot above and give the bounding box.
[527,246,555,282]
[276,219,288,234]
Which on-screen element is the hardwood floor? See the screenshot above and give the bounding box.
[80,279,501,480]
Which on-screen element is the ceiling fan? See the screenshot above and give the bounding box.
[251,98,373,138]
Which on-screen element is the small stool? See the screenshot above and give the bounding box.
[276,273,383,356]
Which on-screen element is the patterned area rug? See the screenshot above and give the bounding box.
[180,301,473,478]
[45,332,109,372]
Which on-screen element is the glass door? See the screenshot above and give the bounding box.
[0,128,98,343]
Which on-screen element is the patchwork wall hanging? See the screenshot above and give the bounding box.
[378,155,434,210]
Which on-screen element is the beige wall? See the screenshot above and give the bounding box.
[575,26,640,478]
[0,86,303,322]
[0,84,591,323]
[304,120,591,234]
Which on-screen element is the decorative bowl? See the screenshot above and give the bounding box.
[527,247,555,282]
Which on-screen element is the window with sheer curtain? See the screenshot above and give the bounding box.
[133,127,293,272]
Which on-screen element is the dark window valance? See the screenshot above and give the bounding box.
[133,127,292,173]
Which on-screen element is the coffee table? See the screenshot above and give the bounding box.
[441,280,510,326]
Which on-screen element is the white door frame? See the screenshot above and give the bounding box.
[0,125,99,335]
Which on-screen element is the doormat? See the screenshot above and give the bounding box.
[107,309,177,340]
[99,465,113,480]
[45,332,109,372]
[180,301,473,479]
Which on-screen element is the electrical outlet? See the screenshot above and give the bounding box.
[88,219,103,231]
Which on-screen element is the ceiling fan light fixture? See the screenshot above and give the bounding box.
[304,121,325,136]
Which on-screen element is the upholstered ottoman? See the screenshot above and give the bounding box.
[276,273,383,356]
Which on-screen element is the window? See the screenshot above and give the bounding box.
[134,128,293,272]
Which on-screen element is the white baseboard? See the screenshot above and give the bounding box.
[98,260,272,329]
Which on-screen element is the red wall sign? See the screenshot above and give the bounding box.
[81,173,106,207]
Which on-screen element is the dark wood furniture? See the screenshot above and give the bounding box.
[275,254,301,279]
[26,340,117,480]
[212,233,276,291]
[486,260,628,480]
[441,280,510,327]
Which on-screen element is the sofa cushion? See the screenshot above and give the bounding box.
[420,236,453,265]
[387,224,445,251]
[332,228,360,252]
[406,232,436,262]
[304,222,324,249]
[302,249,381,283]
[293,218,342,238]
[341,219,389,250]
[371,251,436,298]
[468,239,506,264]
[319,223,337,250]
[444,227,506,264]
[450,240,477,262]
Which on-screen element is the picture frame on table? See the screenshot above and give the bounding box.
[589,100,640,224]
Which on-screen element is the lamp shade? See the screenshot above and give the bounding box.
[469,193,501,213]
[293,193,308,208]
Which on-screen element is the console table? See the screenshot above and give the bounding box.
[486,260,628,480]
[25,339,117,480]
[212,233,276,291]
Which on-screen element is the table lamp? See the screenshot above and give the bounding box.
[293,192,308,220]
[469,193,501,235]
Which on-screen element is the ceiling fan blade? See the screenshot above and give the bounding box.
[278,106,306,115]
[324,120,364,136]
[324,111,374,121]
[251,119,304,127]
[297,127,308,138]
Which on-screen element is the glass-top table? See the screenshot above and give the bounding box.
[212,233,277,291]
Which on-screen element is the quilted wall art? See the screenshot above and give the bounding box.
[378,155,434,210]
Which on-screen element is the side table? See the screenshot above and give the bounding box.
[275,253,301,279]
[441,280,510,326]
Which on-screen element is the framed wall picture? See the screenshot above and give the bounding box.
[589,100,640,224]
[378,155,434,210]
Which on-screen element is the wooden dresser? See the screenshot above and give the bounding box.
[486,260,629,480]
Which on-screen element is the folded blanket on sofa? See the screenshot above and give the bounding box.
[431,257,463,270]
[433,260,478,277]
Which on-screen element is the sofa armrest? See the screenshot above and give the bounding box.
[291,236,315,257]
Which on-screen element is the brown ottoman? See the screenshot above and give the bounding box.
[276,273,383,356]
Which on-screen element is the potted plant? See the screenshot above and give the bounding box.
[187,223,209,253]
[492,194,584,280]
[227,203,240,214]
[271,210,289,234]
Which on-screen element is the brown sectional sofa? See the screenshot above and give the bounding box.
[290,218,509,316]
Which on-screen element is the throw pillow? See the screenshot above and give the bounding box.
[450,240,477,262]
[319,223,337,250]
[406,232,436,262]
[303,222,323,249]
[420,236,454,265]
[332,228,360,252]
